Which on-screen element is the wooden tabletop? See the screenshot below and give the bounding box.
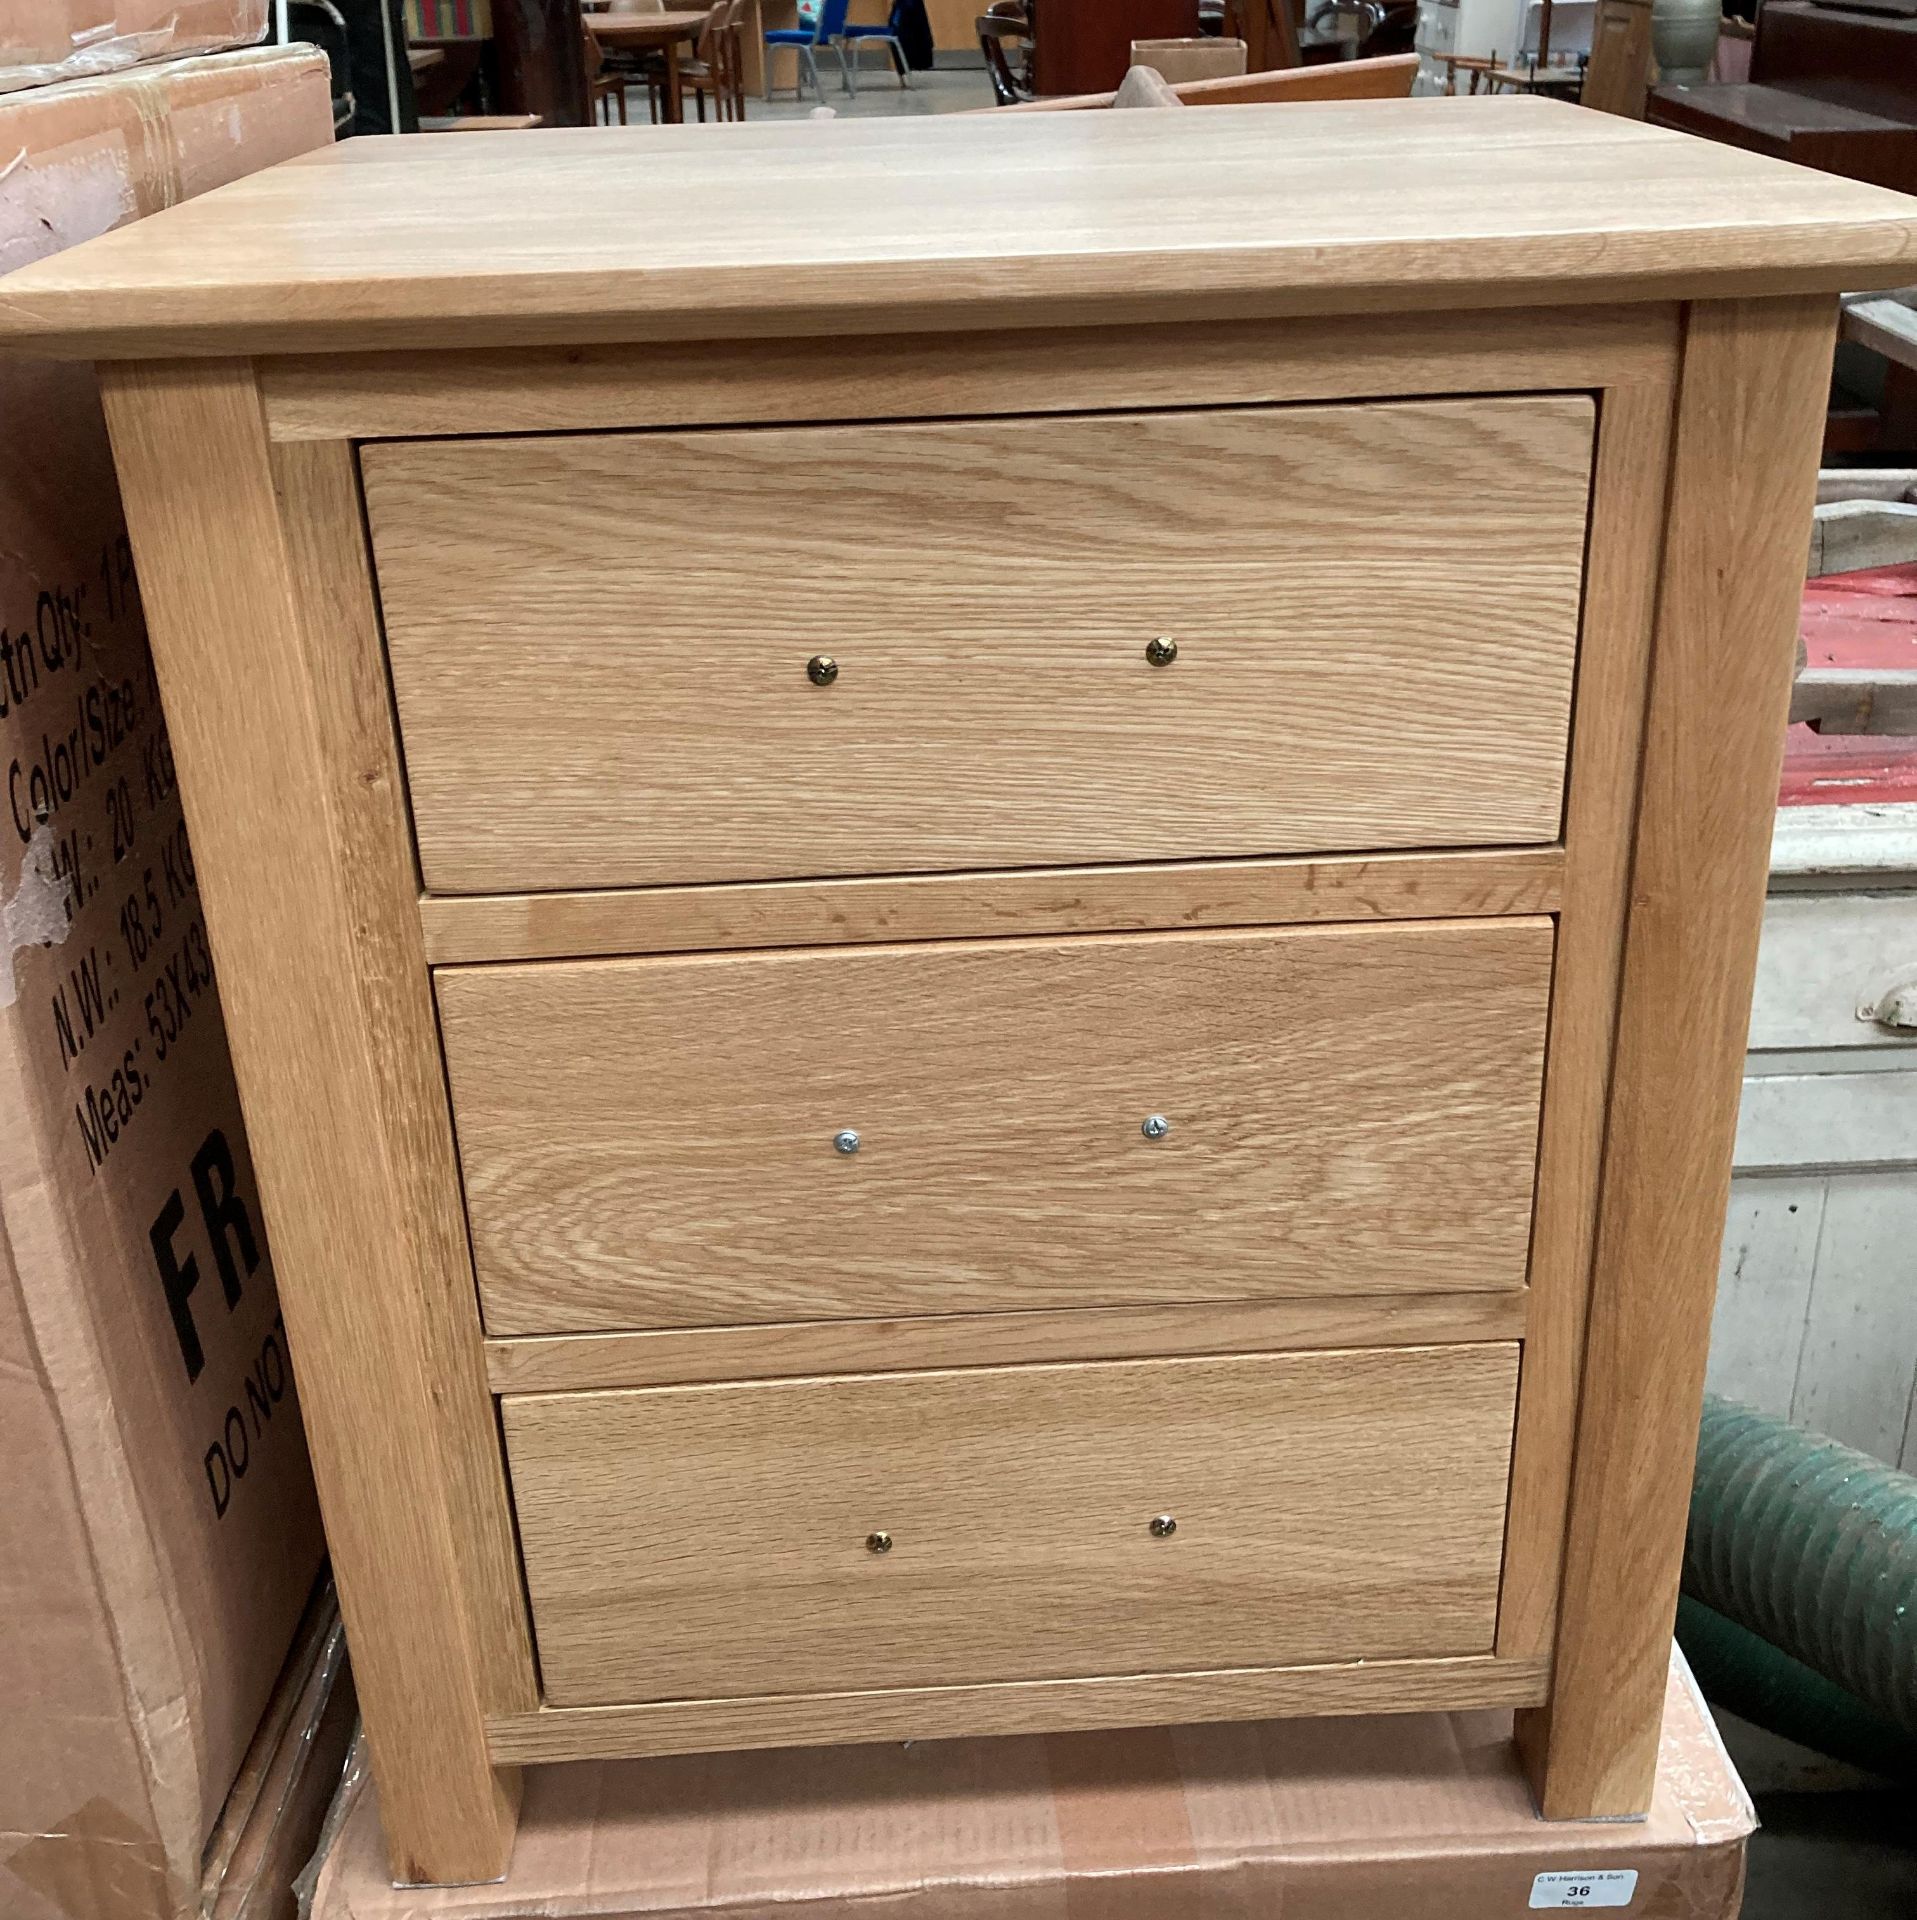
[1,97,1914,359]
[587,9,708,43]
[1486,65,1585,92]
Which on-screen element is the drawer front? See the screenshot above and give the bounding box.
[504,1343,1521,1707]
[439,917,1553,1334]
[364,397,1593,893]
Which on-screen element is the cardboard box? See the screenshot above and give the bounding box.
[0,44,335,1920]
[0,47,334,269]
[1,0,269,95]
[308,1650,1753,1919]
[1131,36,1251,82]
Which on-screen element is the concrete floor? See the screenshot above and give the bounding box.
[1744,1793,1917,1919]
[606,58,994,125]
[745,59,994,120]
[1717,1715,1916,1916]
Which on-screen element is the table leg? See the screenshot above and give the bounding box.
[494,0,592,124]
[740,0,766,96]
[759,0,799,96]
[663,40,684,120]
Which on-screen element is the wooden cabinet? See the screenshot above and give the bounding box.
[1030,0,1203,94]
[4,100,1911,1886]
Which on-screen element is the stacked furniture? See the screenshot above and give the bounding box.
[0,101,1912,1886]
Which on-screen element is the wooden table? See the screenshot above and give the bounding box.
[588,9,708,122]
[1486,61,1585,95]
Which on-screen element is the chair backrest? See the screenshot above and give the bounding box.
[696,0,723,57]
[978,30,1022,101]
[1519,0,1597,57]
[812,0,854,39]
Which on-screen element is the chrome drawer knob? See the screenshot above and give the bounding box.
[867,1531,893,1554]
[807,654,839,686]
[1149,1514,1178,1538]
[1141,1114,1170,1141]
[1145,636,1178,667]
[833,1129,861,1155]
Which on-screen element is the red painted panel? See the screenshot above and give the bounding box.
[1781,563,1917,807]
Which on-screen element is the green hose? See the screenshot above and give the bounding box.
[1685,1395,1917,1739]
[1675,1595,1917,1780]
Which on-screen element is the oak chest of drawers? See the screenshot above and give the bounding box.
[5,96,1914,1885]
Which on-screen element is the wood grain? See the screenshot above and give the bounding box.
[502,1345,1520,1706]
[1517,295,1843,1818]
[95,362,521,1883]
[365,398,1593,893]
[268,438,539,1725]
[418,847,1566,964]
[262,305,1675,441]
[484,1290,1532,1391]
[488,1652,1552,1764]
[439,919,1555,1334]
[2,100,1913,357]
[1496,369,1679,1660]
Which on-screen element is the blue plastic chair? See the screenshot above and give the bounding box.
[764,0,853,104]
[839,0,913,91]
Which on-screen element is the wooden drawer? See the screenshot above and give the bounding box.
[503,1343,1521,1708]
[363,397,1594,894]
[439,916,1553,1334]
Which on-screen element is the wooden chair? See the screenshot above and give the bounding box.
[977,1,1034,105]
[582,20,631,121]
[719,0,751,118]
[600,0,678,122]
[684,0,747,119]
[1437,51,1500,93]
[994,50,1416,108]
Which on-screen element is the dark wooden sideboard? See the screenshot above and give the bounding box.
[1029,0,1203,93]
[1649,2,1917,195]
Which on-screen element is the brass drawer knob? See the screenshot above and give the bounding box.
[866,1531,893,1554]
[1141,1114,1170,1141]
[807,654,839,686]
[1145,636,1178,667]
[1149,1514,1178,1538]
